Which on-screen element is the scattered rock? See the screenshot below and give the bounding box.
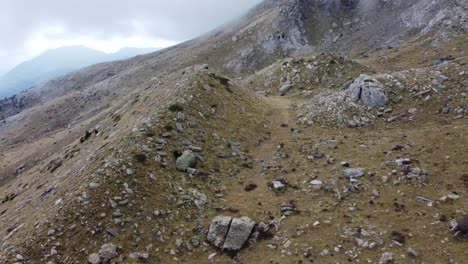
[88,253,100,264]
[47,229,55,236]
[310,180,323,190]
[379,252,394,264]
[129,252,149,260]
[279,83,294,96]
[176,150,197,171]
[407,247,419,257]
[271,180,286,191]
[343,168,365,178]
[280,203,297,216]
[98,243,119,262]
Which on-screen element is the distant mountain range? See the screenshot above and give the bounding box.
[0,46,159,98]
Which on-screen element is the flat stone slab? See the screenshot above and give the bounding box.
[343,168,365,178]
[222,216,255,251]
[207,216,232,248]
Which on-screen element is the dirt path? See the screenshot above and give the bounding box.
[222,96,298,215]
[212,94,468,264]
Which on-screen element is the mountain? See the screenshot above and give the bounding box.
[0,0,467,263]
[0,46,159,98]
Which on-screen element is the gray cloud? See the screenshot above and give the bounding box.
[0,0,262,72]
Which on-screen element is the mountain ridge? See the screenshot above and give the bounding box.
[0,0,467,263]
[0,46,160,99]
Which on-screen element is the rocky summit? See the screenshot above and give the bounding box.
[0,0,467,263]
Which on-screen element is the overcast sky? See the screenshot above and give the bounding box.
[0,0,262,75]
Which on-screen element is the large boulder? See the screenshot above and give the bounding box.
[207,216,255,252]
[347,74,389,108]
[88,243,119,264]
[207,216,232,248]
[278,82,294,96]
[222,217,256,251]
[176,150,197,171]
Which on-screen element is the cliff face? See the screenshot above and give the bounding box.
[217,0,467,73]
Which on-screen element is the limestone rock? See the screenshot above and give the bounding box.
[222,217,255,251]
[343,168,365,178]
[176,150,197,171]
[347,74,389,108]
[207,216,232,248]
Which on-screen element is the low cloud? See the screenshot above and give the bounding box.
[0,0,262,72]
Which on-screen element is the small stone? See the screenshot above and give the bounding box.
[176,150,197,171]
[118,199,129,206]
[395,158,411,166]
[371,190,380,198]
[47,229,55,236]
[343,168,365,178]
[106,228,119,237]
[99,243,118,261]
[16,254,24,261]
[89,183,100,189]
[379,252,394,264]
[129,252,149,260]
[88,253,100,264]
[310,180,323,190]
[54,198,62,205]
[271,181,285,190]
[319,249,330,256]
[407,247,419,257]
[447,193,460,200]
[175,239,184,248]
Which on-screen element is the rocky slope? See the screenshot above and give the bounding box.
[0,0,467,263]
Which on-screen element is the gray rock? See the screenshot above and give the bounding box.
[371,190,380,198]
[310,180,323,190]
[379,252,394,264]
[207,216,255,251]
[343,168,365,178]
[272,181,285,190]
[106,228,119,237]
[88,253,100,264]
[177,112,186,122]
[98,243,118,262]
[207,216,232,248]
[129,252,149,259]
[176,123,183,133]
[347,74,388,108]
[407,247,419,257]
[223,217,255,251]
[176,150,197,171]
[47,229,55,236]
[278,83,294,96]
